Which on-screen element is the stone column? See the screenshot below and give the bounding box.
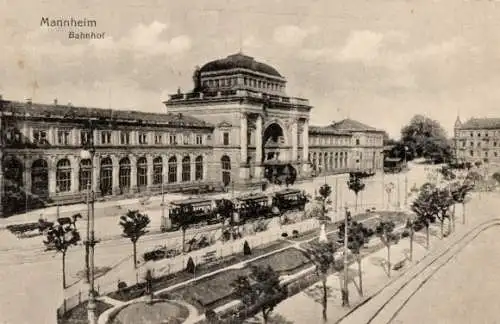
[203,155,208,181]
[292,119,298,162]
[112,160,120,195]
[302,119,310,174]
[71,158,79,193]
[177,158,183,182]
[239,113,249,180]
[48,158,57,195]
[130,156,137,192]
[254,114,263,179]
[240,113,248,164]
[48,126,55,145]
[72,128,80,147]
[22,122,29,144]
[190,155,196,182]
[92,155,100,194]
[147,155,154,189]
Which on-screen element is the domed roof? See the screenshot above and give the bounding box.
[199,53,283,77]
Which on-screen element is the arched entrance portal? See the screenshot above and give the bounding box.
[262,123,285,163]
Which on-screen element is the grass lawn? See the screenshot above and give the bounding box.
[109,301,189,324]
[108,240,292,302]
[162,247,312,313]
[58,300,113,324]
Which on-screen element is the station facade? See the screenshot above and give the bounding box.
[0,53,384,216]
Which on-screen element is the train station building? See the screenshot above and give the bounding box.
[0,52,385,217]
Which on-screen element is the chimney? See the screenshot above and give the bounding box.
[54,98,58,105]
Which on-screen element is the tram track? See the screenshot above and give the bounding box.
[336,217,500,324]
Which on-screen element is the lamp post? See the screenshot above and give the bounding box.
[342,206,350,307]
[81,122,97,324]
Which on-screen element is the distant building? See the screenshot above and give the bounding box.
[453,116,500,164]
[0,53,385,217]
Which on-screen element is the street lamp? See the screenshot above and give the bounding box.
[342,206,350,307]
[80,122,97,324]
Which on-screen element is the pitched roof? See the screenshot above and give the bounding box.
[459,118,500,130]
[329,118,381,132]
[1,100,212,128]
[308,125,351,136]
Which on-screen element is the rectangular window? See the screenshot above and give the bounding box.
[57,130,70,145]
[138,132,148,145]
[101,131,112,144]
[223,132,229,145]
[470,150,474,156]
[80,130,91,146]
[169,134,177,145]
[33,129,48,145]
[120,131,130,145]
[196,135,203,145]
[155,134,163,144]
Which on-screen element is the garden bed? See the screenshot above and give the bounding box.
[58,300,113,324]
[162,247,312,313]
[108,240,291,302]
[109,300,189,324]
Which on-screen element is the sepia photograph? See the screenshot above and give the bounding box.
[1,0,500,323]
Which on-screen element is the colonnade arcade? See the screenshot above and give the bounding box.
[1,152,209,200]
[310,151,349,173]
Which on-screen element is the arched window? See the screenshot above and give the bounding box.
[182,156,191,182]
[79,159,92,191]
[137,157,148,188]
[119,157,131,192]
[334,152,339,169]
[195,155,203,181]
[344,152,348,168]
[100,157,113,196]
[3,157,23,191]
[339,152,344,168]
[221,155,231,186]
[153,157,163,185]
[31,159,48,196]
[312,152,317,171]
[56,159,72,192]
[168,156,177,183]
[329,153,333,171]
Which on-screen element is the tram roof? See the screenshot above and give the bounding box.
[274,188,302,196]
[170,197,214,206]
[236,193,269,201]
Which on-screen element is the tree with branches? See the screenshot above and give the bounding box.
[347,174,366,211]
[410,185,438,249]
[43,220,81,289]
[433,188,454,238]
[318,183,332,220]
[231,265,286,324]
[338,220,374,296]
[171,205,197,253]
[375,219,399,277]
[303,241,339,322]
[451,181,474,226]
[119,210,150,268]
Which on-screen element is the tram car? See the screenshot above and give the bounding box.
[165,197,220,231]
[233,193,274,223]
[272,188,308,212]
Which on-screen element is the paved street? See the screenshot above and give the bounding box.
[390,224,500,324]
[0,163,448,324]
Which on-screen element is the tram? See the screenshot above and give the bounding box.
[162,187,310,231]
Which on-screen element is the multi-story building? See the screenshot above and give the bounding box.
[453,116,500,165]
[0,52,384,217]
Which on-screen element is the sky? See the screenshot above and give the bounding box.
[2,0,500,139]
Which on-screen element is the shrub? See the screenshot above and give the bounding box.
[186,257,196,274]
[493,172,500,184]
[117,280,127,291]
[243,240,252,255]
[281,232,289,238]
[292,230,299,238]
[401,230,410,238]
[206,309,218,323]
